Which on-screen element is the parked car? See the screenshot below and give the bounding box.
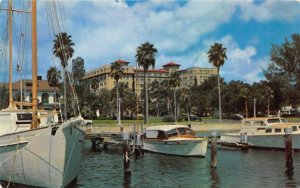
[82,119,93,126]
[230,114,244,120]
[183,114,201,121]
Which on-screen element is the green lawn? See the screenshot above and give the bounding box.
[91,116,300,127]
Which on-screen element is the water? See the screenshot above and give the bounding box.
[75,147,300,188]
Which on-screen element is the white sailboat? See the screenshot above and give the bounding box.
[0,0,84,187]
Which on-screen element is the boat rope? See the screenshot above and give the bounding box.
[45,0,81,117]
[61,121,82,186]
[0,128,49,166]
[48,131,53,186]
[6,135,20,188]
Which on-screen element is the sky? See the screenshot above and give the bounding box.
[0,0,300,84]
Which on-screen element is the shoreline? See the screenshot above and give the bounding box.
[84,122,242,134]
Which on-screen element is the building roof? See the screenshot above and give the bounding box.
[112,59,129,66]
[0,79,57,92]
[162,62,181,67]
[134,68,168,73]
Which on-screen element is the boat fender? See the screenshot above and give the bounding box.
[51,126,59,136]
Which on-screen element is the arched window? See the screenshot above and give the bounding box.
[29,93,32,102]
[42,93,49,104]
[54,93,60,103]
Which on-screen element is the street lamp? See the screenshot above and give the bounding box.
[254,98,256,118]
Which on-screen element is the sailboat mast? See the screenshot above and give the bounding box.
[31,0,38,129]
[8,0,13,108]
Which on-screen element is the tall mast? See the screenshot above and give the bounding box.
[8,0,13,109]
[31,0,38,129]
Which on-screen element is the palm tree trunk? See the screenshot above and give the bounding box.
[63,67,67,121]
[174,88,177,124]
[218,75,222,123]
[144,71,148,125]
[188,96,191,124]
[267,98,270,117]
[117,81,122,129]
[245,99,248,118]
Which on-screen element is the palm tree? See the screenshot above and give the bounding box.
[53,32,75,121]
[90,78,99,93]
[46,66,61,106]
[110,61,124,130]
[240,86,250,118]
[207,43,227,123]
[136,42,157,125]
[181,87,191,124]
[169,71,181,123]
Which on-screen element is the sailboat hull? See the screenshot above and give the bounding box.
[0,118,84,187]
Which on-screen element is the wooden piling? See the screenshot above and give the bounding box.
[211,132,217,168]
[240,132,249,150]
[285,127,293,167]
[123,139,131,179]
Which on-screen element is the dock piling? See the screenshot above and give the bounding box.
[123,133,131,179]
[211,131,217,168]
[285,127,293,167]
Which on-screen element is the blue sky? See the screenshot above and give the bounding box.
[0,0,300,83]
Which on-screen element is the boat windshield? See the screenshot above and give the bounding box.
[166,129,178,137]
[267,118,287,124]
[177,127,195,136]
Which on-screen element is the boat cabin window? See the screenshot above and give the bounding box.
[146,130,158,139]
[293,126,298,132]
[253,121,264,126]
[177,128,187,135]
[244,121,251,125]
[281,119,288,123]
[265,128,272,133]
[186,128,195,135]
[157,131,167,139]
[267,118,281,124]
[17,113,32,121]
[275,128,282,133]
[166,129,178,137]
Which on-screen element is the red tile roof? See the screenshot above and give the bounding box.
[0,79,58,92]
[134,68,168,73]
[162,62,181,67]
[113,59,129,65]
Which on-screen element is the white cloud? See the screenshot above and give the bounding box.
[203,35,266,83]
[58,0,238,69]
[239,0,300,22]
[2,0,298,83]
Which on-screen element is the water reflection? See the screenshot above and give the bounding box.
[210,168,219,188]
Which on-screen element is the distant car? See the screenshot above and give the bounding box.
[231,114,244,120]
[183,115,200,121]
[82,119,93,126]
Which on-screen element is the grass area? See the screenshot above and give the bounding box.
[91,116,300,127]
[92,116,164,126]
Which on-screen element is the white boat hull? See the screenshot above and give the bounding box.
[0,118,84,187]
[143,138,207,157]
[220,133,300,150]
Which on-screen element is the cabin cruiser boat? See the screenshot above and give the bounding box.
[219,117,300,150]
[143,125,208,157]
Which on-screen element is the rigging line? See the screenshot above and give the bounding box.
[57,0,65,33]
[0,128,50,166]
[46,1,59,68]
[62,140,76,186]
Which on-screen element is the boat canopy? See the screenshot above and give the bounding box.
[146,125,188,132]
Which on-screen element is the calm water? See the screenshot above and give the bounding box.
[75,145,300,188]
